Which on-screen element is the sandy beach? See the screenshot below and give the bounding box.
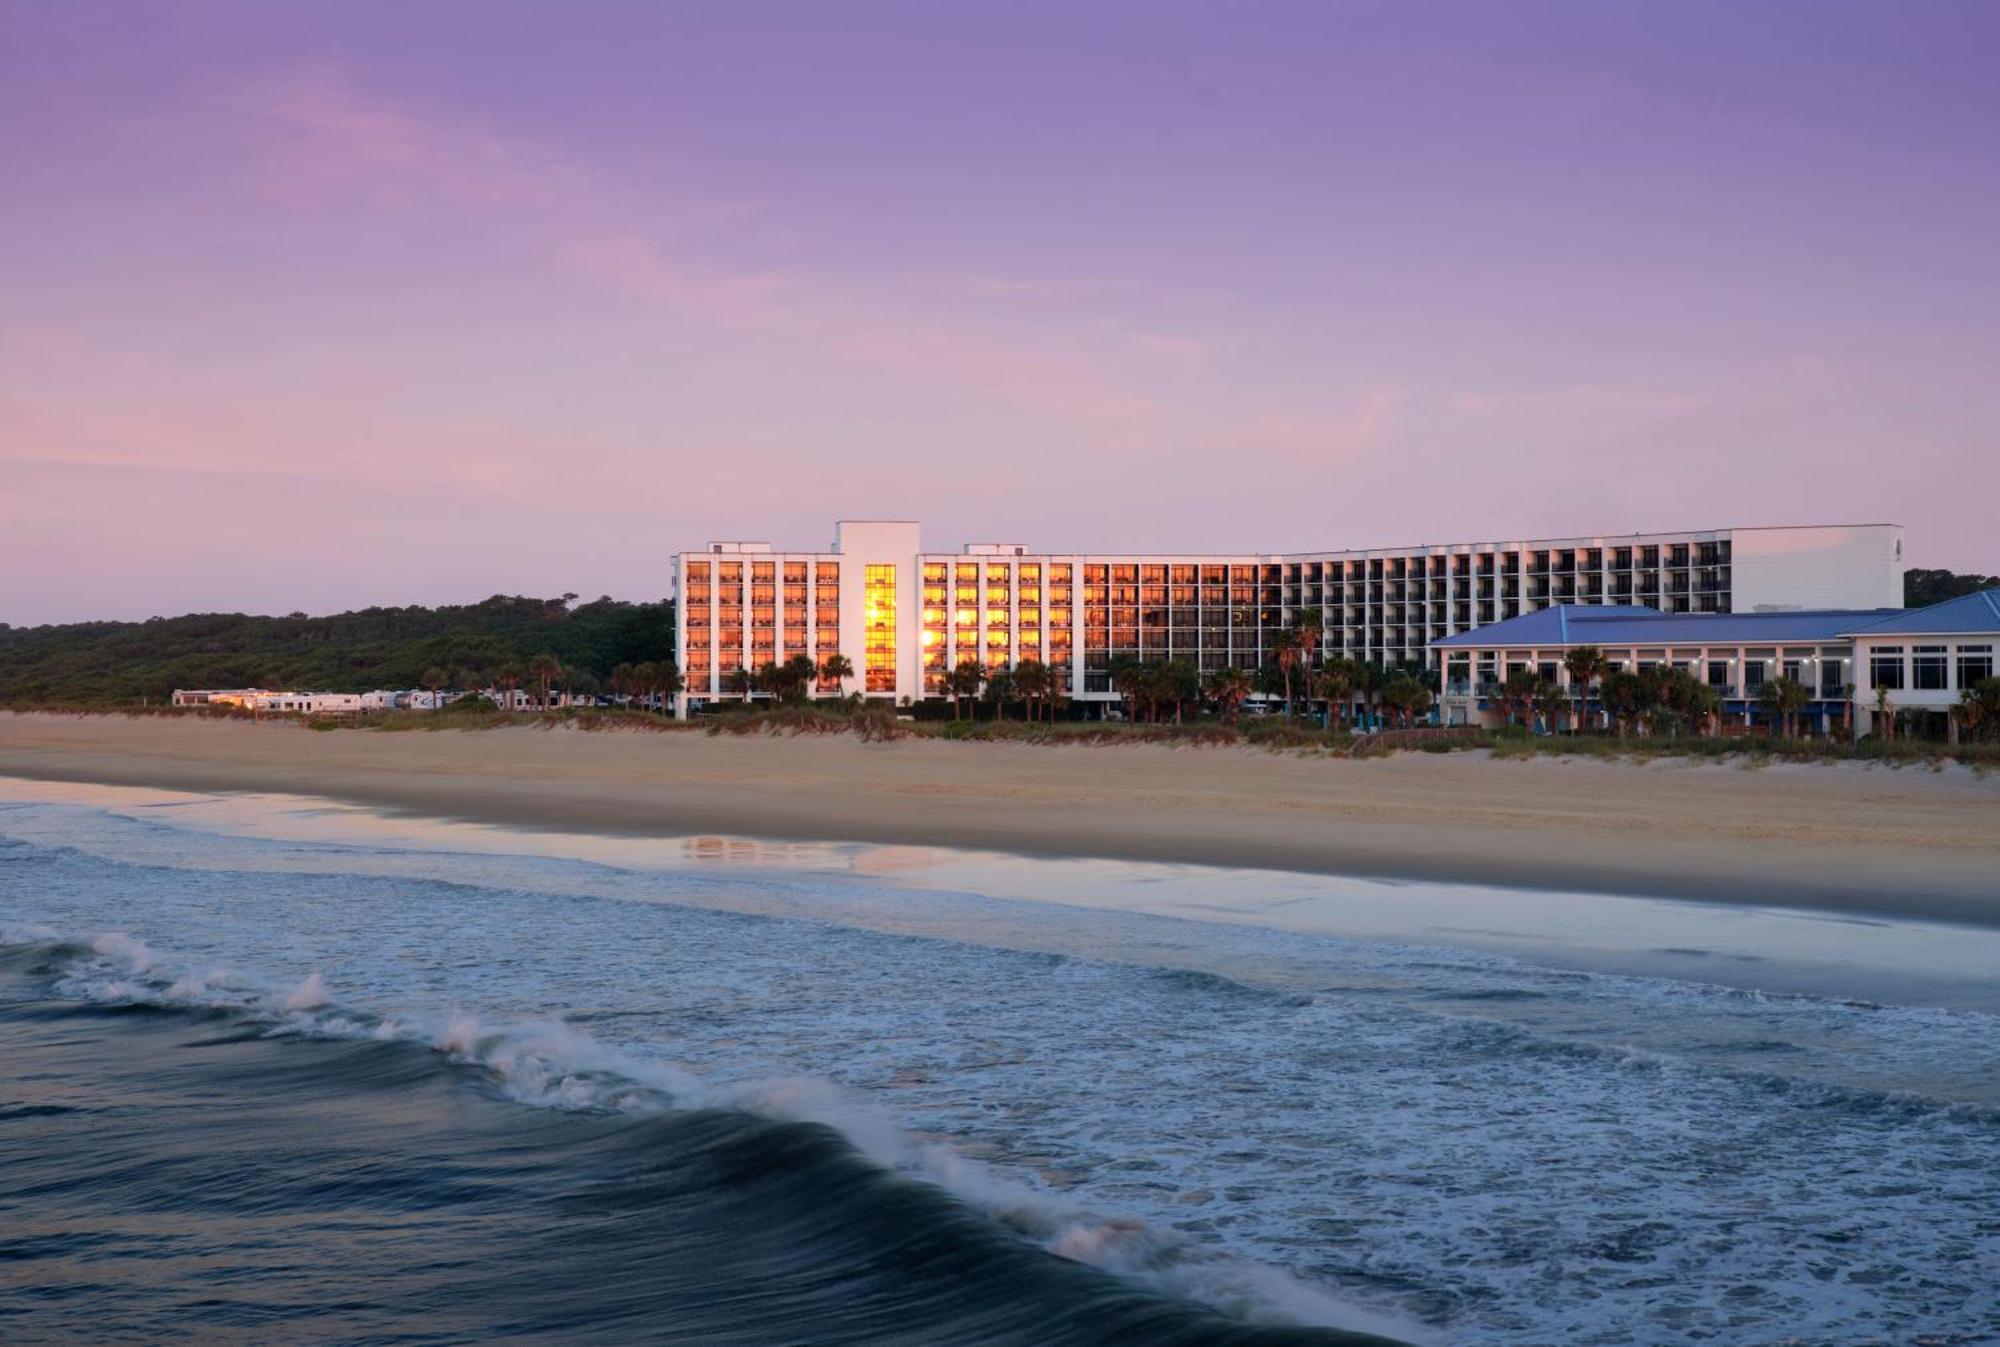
[1,711,1995,924]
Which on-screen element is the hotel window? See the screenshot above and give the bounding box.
[718,563,743,586]
[956,563,979,583]
[1959,646,1994,686]
[1912,646,1948,691]
[1820,658,1847,697]
[864,564,896,692]
[783,562,807,584]
[1049,564,1072,584]
[1870,647,1905,690]
[1707,661,1730,691]
[1019,563,1040,582]
[1782,659,1804,685]
[923,562,947,583]
[752,562,774,583]
[816,563,840,585]
[1743,660,1767,691]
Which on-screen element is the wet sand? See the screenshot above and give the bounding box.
[1,712,1995,924]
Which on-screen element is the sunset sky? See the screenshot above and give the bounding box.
[4,1,1995,625]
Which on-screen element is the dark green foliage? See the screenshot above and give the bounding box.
[1905,568,2000,607]
[0,595,672,706]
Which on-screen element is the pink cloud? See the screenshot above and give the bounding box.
[1224,388,1404,466]
[206,68,1199,439]
[1129,332,1214,364]
[1451,382,1709,431]
[560,234,787,323]
[225,64,591,213]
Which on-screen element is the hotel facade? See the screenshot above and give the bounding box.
[671,520,1904,715]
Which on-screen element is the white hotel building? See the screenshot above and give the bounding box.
[671,520,1904,715]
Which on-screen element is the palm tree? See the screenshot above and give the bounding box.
[1596,669,1640,738]
[778,654,818,703]
[984,664,1016,721]
[1162,658,1201,724]
[1532,677,1565,736]
[1658,669,1719,738]
[527,652,562,712]
[1950,677,1998,746]
[420,666,449,711]
[1499,667,1541,730]
[494,663,525,713]
[818,653,854,696]
[1873,685,1894,742]
[1381,673,1434,728]
[1109,656,1146,723]
[655,661,683,714]
[1291,614,1322,715]
[1758,675,1810,739]
[1206,667,1252,723]
[724,666,755,700]
[1351,660,1385,732]
[618,661,645,712]
[1562,645,1609,735]
[1014,658,1050,722]
[947,659,985,720]
[1313,660,1354,731]
[1269,630,1301,718]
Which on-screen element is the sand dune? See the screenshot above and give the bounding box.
[1,712,1994,924]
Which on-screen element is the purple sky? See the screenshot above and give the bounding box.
[4,1,1996,624]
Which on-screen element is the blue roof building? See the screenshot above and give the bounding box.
[1429,590,2000,739]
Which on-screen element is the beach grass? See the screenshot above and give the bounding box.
[4,700,1994,769]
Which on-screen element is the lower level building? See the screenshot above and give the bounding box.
[672,520,1906,714]
[1431,588,2000,738]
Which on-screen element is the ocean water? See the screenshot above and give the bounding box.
[2,784,1998,1346]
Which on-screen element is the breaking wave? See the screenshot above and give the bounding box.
[0,929,1418,1346]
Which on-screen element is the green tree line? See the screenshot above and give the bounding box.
[1906,567,1999,607]
[0,594,673,706]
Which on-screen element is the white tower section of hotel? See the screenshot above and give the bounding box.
[672,521,1904,714]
